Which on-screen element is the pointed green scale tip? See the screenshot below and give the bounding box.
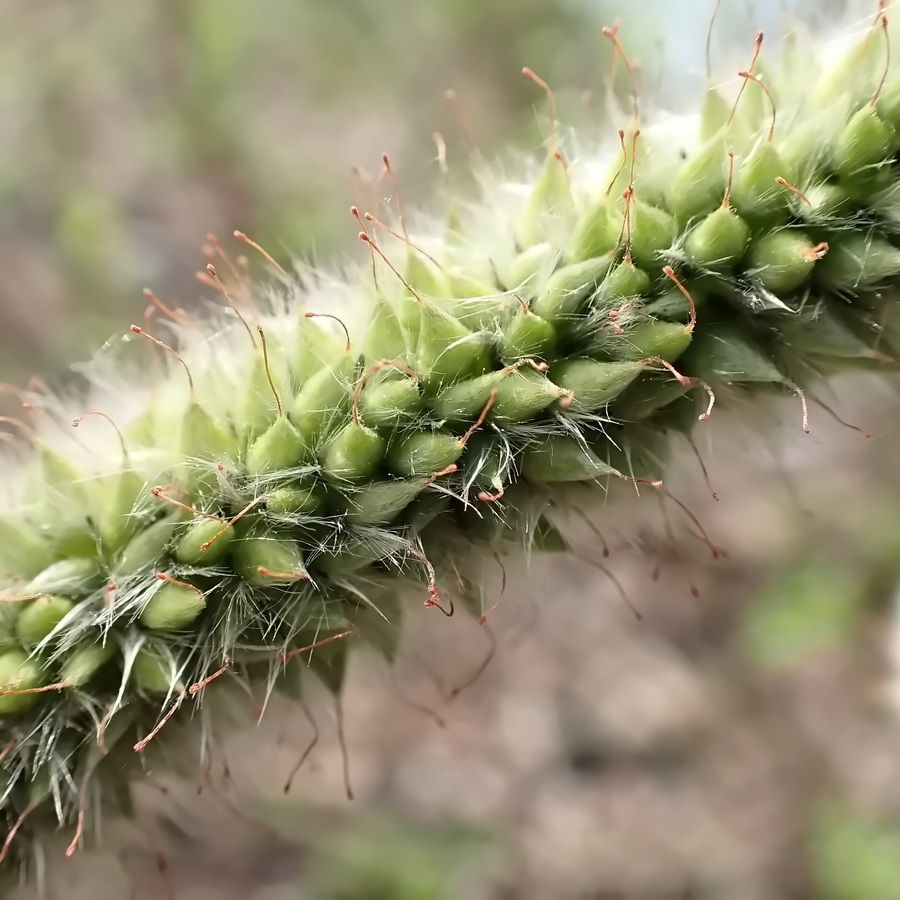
[730,141,792,222]
[265,483,326,516]
[506,241,557,291]
[599,261,651,301]
[700,85,731,140]
[490,367,566,424]
[628,201,678,269]
[321,422,386,483]
[34,440,83,496]
[798,182,853,221]
[114,517,176,576]
[520,435,620,483]
[877,77,900,142]
[27,557,100,596]
[530,254,615,322]
[316,534,394,579]
[244,413,307,477]
[291,312,345,384]
[0,650,45,714]
[685,326,783,383]
[140,580,205,631]
[234,534,307,586]
[615,320,692,363]
[684,206,751,271]
[236,353,282,444]
[517,151,574,249]
[501,308,557,362]
[358,376,421,428]
[16,595,75,646]
[61,643,116,688]
[567,196,615,262]
[551,359,643,412]
[0,518,51,579]
[666,133,727,222]
[439,293,505,332]
[833,105,894,180]
[175,515,235,565]
[182,401,237,462]
[93,469,145,555]
[817,233,900,291]
[430,369,506,422]
[343,478,432,526]
[416,303,492,391]
[405,251,450,300]
[431,365,563,425]
[747,230,820,294]
[364,293,410,364]
[288,353,353,446]
[132,641,181,695]
[387,431,463,477]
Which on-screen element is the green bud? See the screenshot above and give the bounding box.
[500,309,557,362]
[266,483,326,516]
[615,321,692,363]
[834,106,893,180]
[747,231,819,294]
[342,479,429,527]
[416,304,492,391]
[175,517,235,566]
[0,650,45,715]
[531,255,615,322]
[132,641,181,695]
[730,141,791,222]
[364,294,410,364]
[521,436,622,483]
[358,376,421,428]
[289,354,353,447]
[387,431,463,477]
[684,206,750,270]
[17,595,75,646]
[552,359,643,412]
[629,200,678,268]
[234,535,307,586]
[0,518,50,579]
[182,402,237,461]
[686,326,783,383]
[317,534,395,579]
[61,643,116,688]
[798,183,853,220]
[115,518,176,577]
[599,261,651,301]
[700,86,731,140]
[140,580,205,631]
[818,234,900,290]
[667,134,726,222]
[27,557,100,597]
[506,242,557,291]
[517,152,574,248]
[245,414,307,476]
[321,422,385,483]
[568,198,615,262]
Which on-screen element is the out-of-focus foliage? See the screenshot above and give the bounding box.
[741,564,862,669]
[0,0,613,384]
[812,803,900,899]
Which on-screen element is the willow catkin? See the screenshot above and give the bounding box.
[1,3,900,870]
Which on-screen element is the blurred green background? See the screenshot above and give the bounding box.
[4,1,900,898]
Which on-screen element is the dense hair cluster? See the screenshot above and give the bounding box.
[2,3,900,871]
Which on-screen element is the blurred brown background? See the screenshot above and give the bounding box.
[4,1,900,898]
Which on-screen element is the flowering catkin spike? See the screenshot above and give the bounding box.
[5,8,900,871]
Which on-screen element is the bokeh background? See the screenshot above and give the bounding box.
[4,1,900,898]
